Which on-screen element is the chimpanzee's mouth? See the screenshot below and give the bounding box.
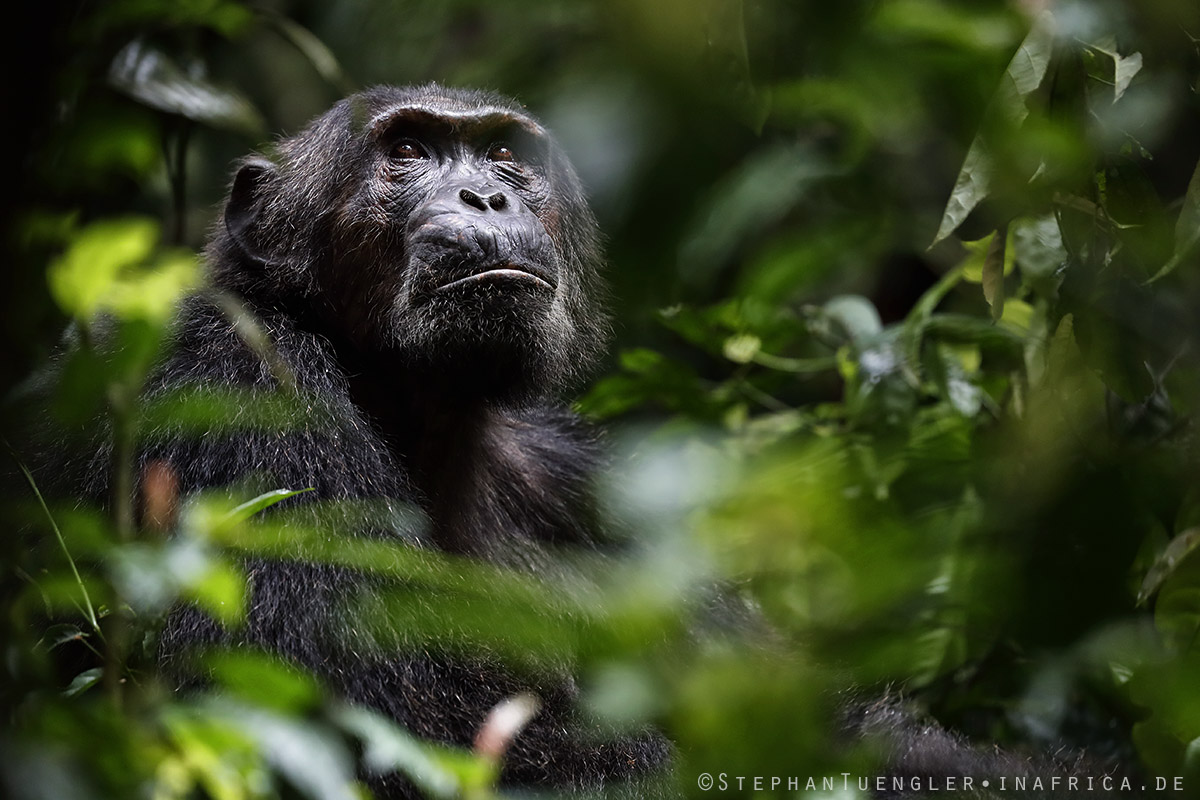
[436,265,555,293]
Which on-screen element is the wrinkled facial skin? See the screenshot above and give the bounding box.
[216,86,607,401]
[334,106,565,364]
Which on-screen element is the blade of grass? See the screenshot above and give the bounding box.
[8,444,102,636]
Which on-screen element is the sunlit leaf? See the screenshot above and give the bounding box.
[999,299,1034,332]
[47,218,198,325]
[48,218,157,320]
[160,705,267,800]
[187,561,247,628]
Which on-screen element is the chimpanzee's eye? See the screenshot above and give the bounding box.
[487,143,516,163]
[391,139,428,160]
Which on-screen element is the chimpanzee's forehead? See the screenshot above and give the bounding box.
[355,97,546,143]
[373,104,543,134]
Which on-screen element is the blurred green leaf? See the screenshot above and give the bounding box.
[206,650,322,714]
[820,295,882,346]
[264,14,356,95]
[38,624,88,652]
[63,668,103,698]
[49,218,154,319]
[108,40,265,136]
[140,386,329,436]
[679,143,838,289]
[722,333,761,364]
[92,0,255,37]
[187,561,247,628]
[202,700,359,800]
[333,705,489,798]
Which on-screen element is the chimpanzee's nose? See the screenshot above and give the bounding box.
[457,186,508,212]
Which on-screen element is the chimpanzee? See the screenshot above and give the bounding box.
[57,84,672,798]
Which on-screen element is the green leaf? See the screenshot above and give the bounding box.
[679,143,838,289]
[1148,157,1200,283]
[982,225,1007,321]
[1140,528,1200,606]
[931,12,1055,246]
[932,141,994,248]
[620,347,667,373]
[187,561,247,628]
[218,489,313,529]
[1072,303,1155,403]
[140,385,323,435]
[63,667,103,698]
[1177,159,1200,258]
[211,701,359,800]
[1086,37,1143,103]
[48,218,157,319]
[206,650,322,713]
[999,299,1034,332]
[39,624,87,651]
[46,217,198,324]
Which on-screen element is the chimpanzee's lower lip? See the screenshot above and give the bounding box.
[436,268,554,292]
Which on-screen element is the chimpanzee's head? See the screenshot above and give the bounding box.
[211,84,608,401]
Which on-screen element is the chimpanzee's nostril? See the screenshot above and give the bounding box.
[486,192,507,211]
[459,188,487,211]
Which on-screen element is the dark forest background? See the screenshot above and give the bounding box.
[3,1,1200,798]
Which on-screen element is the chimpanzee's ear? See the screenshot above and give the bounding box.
[224,156,278,265]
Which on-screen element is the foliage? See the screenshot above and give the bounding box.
[3,0,1200,798]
